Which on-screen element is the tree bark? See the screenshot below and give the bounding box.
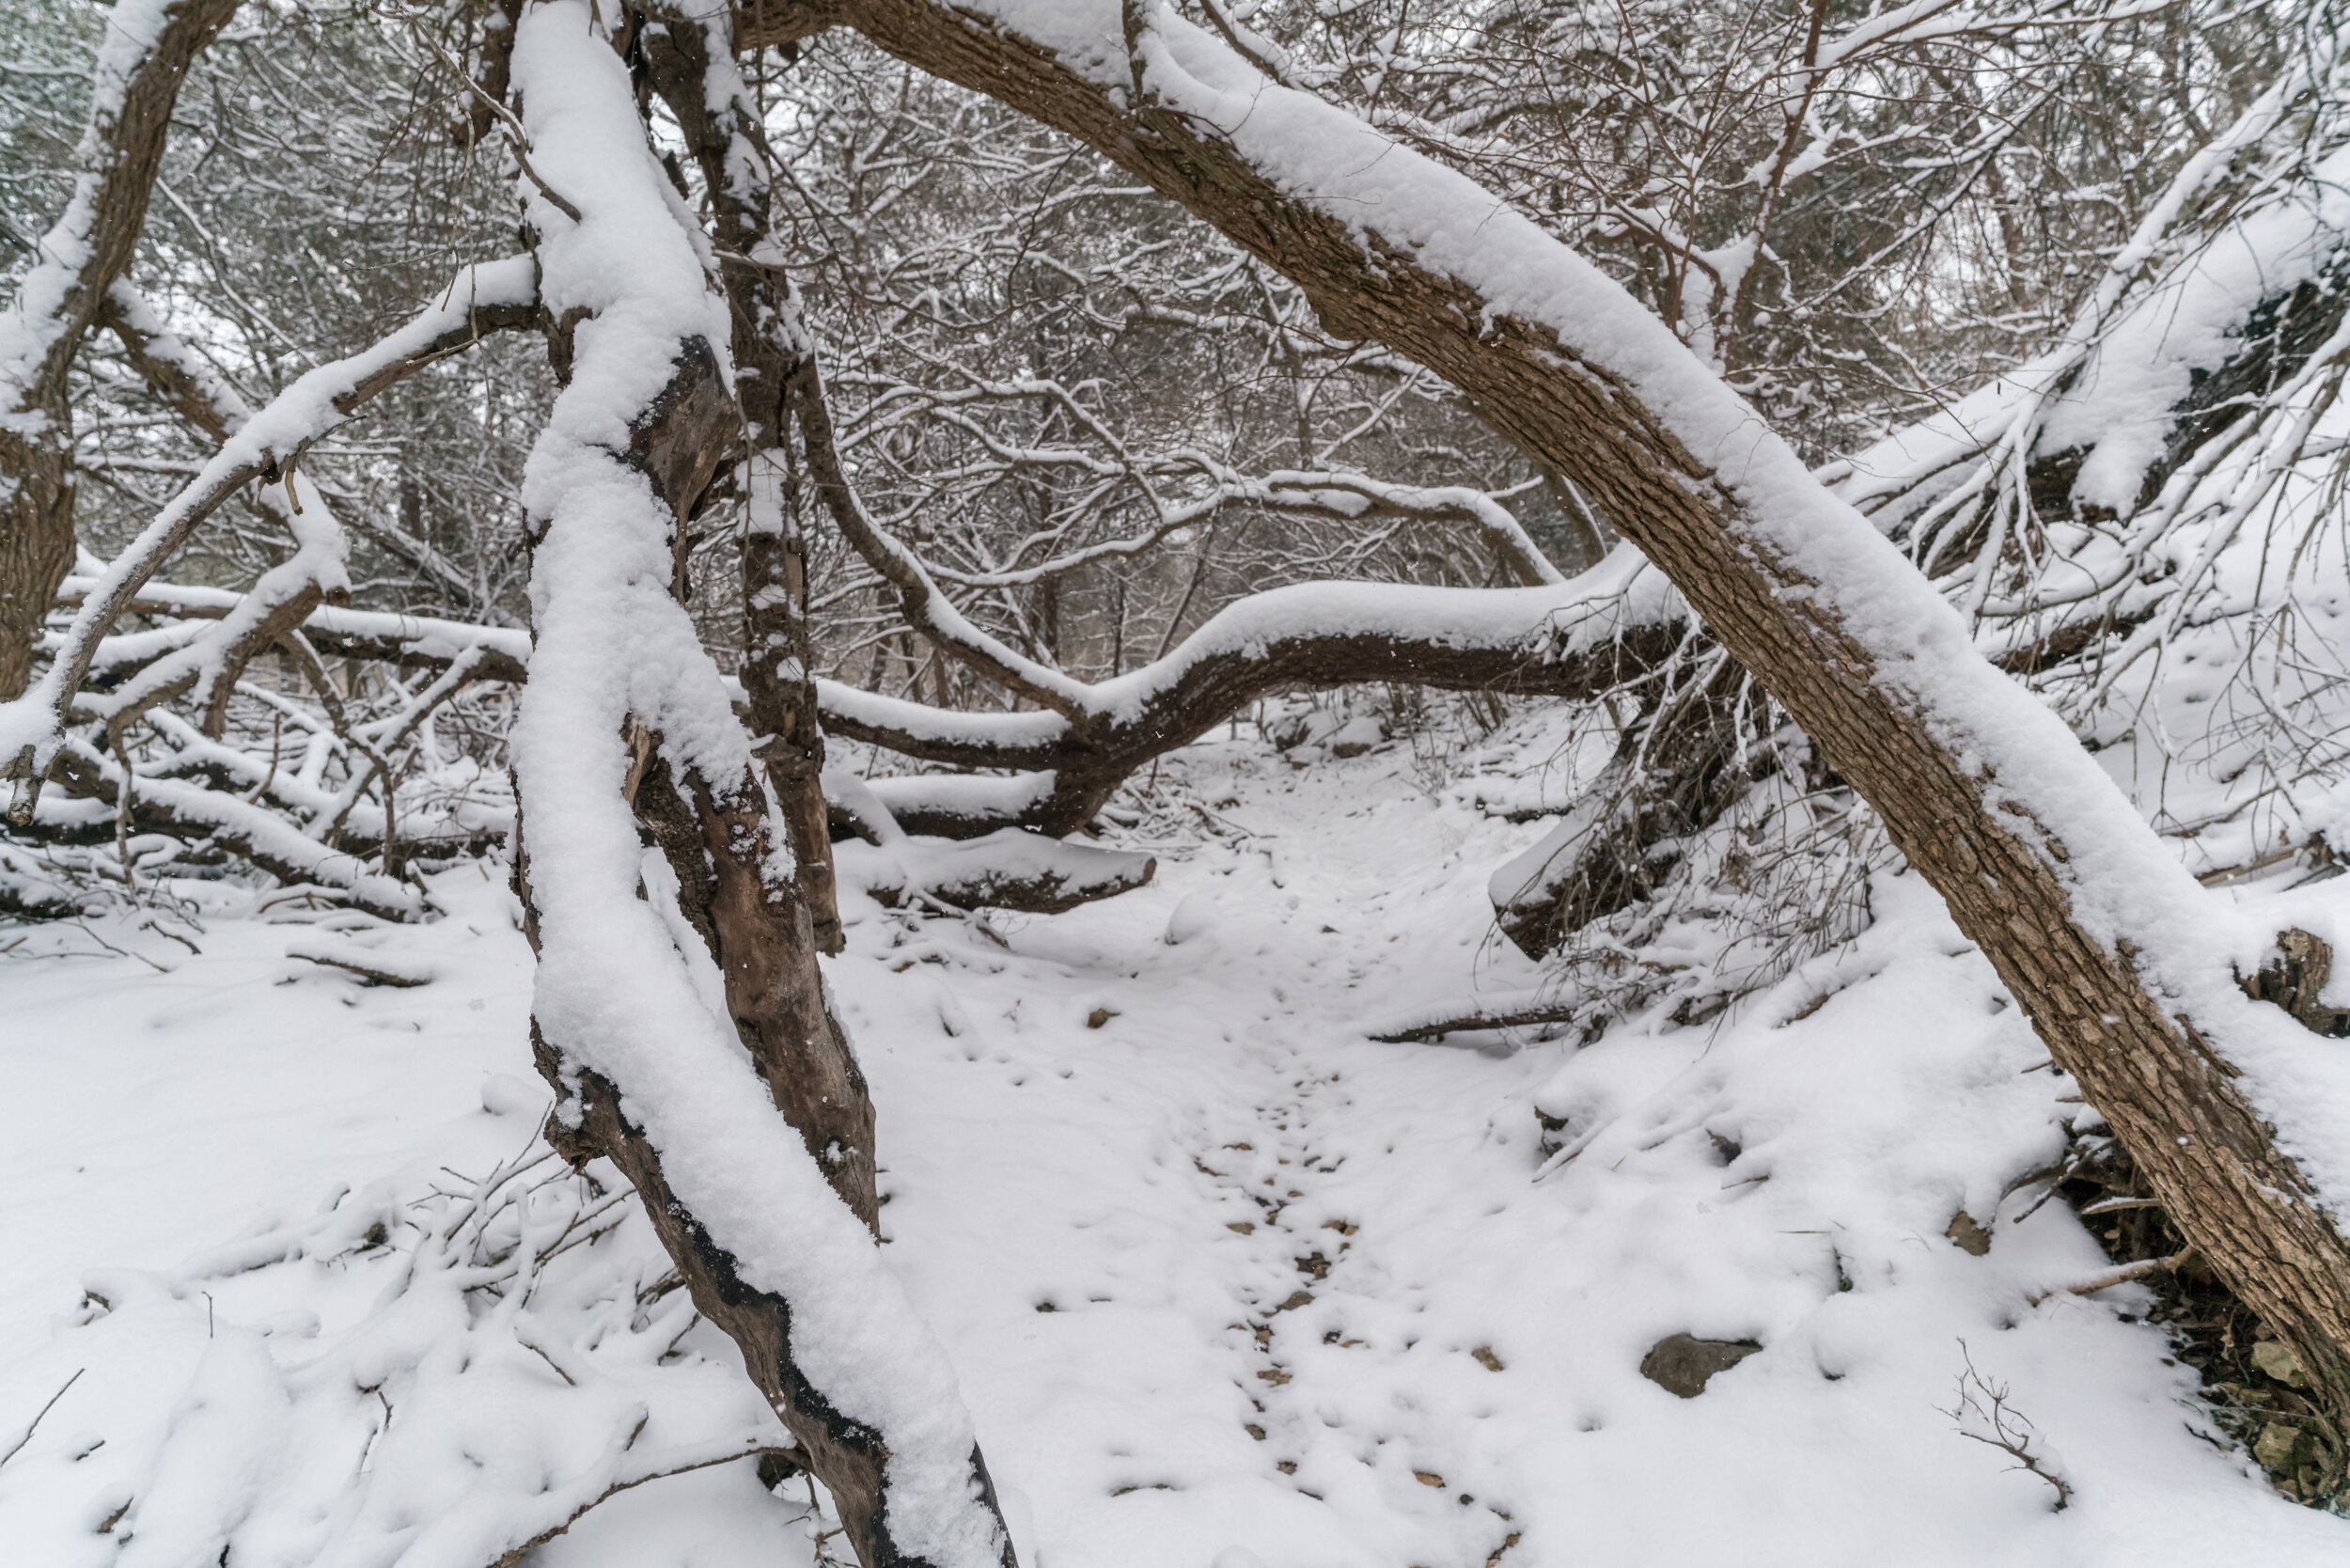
[637,8,846,953]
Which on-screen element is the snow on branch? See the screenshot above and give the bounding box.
[0,0,242,417]
[1,258,539,820]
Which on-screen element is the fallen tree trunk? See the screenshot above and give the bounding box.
[1505,137,2350,959]
[825,770,1156,913]
[770,0,2350,1428]
[815,560,1679,836]
[34,738,421,917]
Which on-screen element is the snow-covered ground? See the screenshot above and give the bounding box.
[4,716,2347,1567]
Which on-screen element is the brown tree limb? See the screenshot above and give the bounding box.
[505,9,1014,1560]
[638,8,845,953]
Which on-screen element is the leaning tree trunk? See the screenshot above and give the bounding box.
[767,0,2350,1423]
[501,8,1015,1565]
[0,0,243,698]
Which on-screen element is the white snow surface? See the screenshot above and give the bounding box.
[8,718,2350,1565]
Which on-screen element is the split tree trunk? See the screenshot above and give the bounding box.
[774,0,2350,1421]
[504,8,1014,1563]
[635,8,846,953]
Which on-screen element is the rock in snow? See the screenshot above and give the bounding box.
[1637,1333,1765,1400]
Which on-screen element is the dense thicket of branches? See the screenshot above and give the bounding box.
[8,0,2350,1556]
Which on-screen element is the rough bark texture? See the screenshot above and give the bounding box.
[538,1049,1013,1565]
[639,10,845,954]
[756,0,2350,1426]
[0,0,243,699]
[511,333,904,1563]
[509,30,1012,1543]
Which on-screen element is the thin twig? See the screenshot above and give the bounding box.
[0,1368,85,1469]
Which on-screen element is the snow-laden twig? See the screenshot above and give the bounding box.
[2,257,537,820]
[47,1150,791,1568]
[1941,1342,2074,1510]
[0,1368,82,1471]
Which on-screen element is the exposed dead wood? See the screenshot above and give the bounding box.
[2244,929,2350,1039]
[844,830,1157,914]
[1367,994,1578,1043]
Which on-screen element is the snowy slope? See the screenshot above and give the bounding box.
[4,719,2347,1567]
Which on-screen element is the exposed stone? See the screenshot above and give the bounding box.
[1639,1332,1762,1398]
[1946,1211,1992,1256]
[2252,1339,2311,1389]
[2255,1421,2304,1470]
[1329,715,1386,757]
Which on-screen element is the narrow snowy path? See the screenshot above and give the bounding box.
[5,720,2349,1567]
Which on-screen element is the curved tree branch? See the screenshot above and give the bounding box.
[1,258,539,821]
